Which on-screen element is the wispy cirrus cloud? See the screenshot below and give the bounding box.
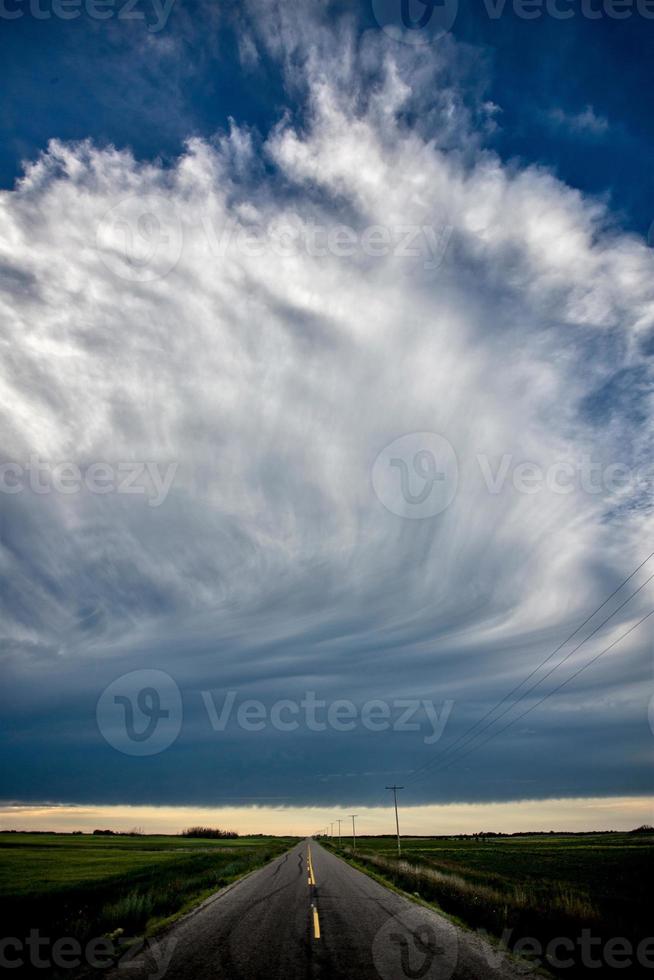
[0,4,652,811]
[547,104,610,138]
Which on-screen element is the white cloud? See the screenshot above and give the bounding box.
[547,104,610,138]
[0,18,652,804]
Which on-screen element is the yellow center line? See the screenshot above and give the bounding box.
[308,845,320,939]
[307,845,316,886]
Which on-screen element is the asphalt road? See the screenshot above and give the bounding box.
[108,840,532,980]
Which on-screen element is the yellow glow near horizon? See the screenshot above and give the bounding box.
[1,796,652,836]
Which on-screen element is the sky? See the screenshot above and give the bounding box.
[2,797,652,837]
[0,0,653,835]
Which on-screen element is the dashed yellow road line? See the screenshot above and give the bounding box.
[307,845,316,886]
[308,845,320,939]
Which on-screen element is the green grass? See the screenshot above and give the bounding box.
[0,832,297,956]
[0,833,282,897]
[324,833,653,977]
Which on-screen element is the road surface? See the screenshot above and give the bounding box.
[109,840,532,980]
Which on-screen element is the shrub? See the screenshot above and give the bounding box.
[180,827,238,839]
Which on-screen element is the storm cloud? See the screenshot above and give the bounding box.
[0,3,652,811]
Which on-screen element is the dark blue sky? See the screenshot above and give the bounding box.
[1,0,653,236]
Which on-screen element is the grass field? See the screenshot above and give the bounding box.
[324,833,653,976]
[0,832,296,969]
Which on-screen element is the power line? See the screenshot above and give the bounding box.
[406,563,654,788]
[409,573,654,784]
[406,553,654,785]
[412,571,654,786]
[423,606,654,776]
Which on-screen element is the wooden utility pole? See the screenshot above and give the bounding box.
[350,814,358,852]
[386,785,404,857]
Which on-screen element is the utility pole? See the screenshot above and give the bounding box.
[330,822,334,837]
[337,819,342,845]
[386,785,404,857]
[350,815,358,852]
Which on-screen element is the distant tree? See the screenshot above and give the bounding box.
[630,824,654,834]
[92,829,115,836]
[180,826,238,839]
